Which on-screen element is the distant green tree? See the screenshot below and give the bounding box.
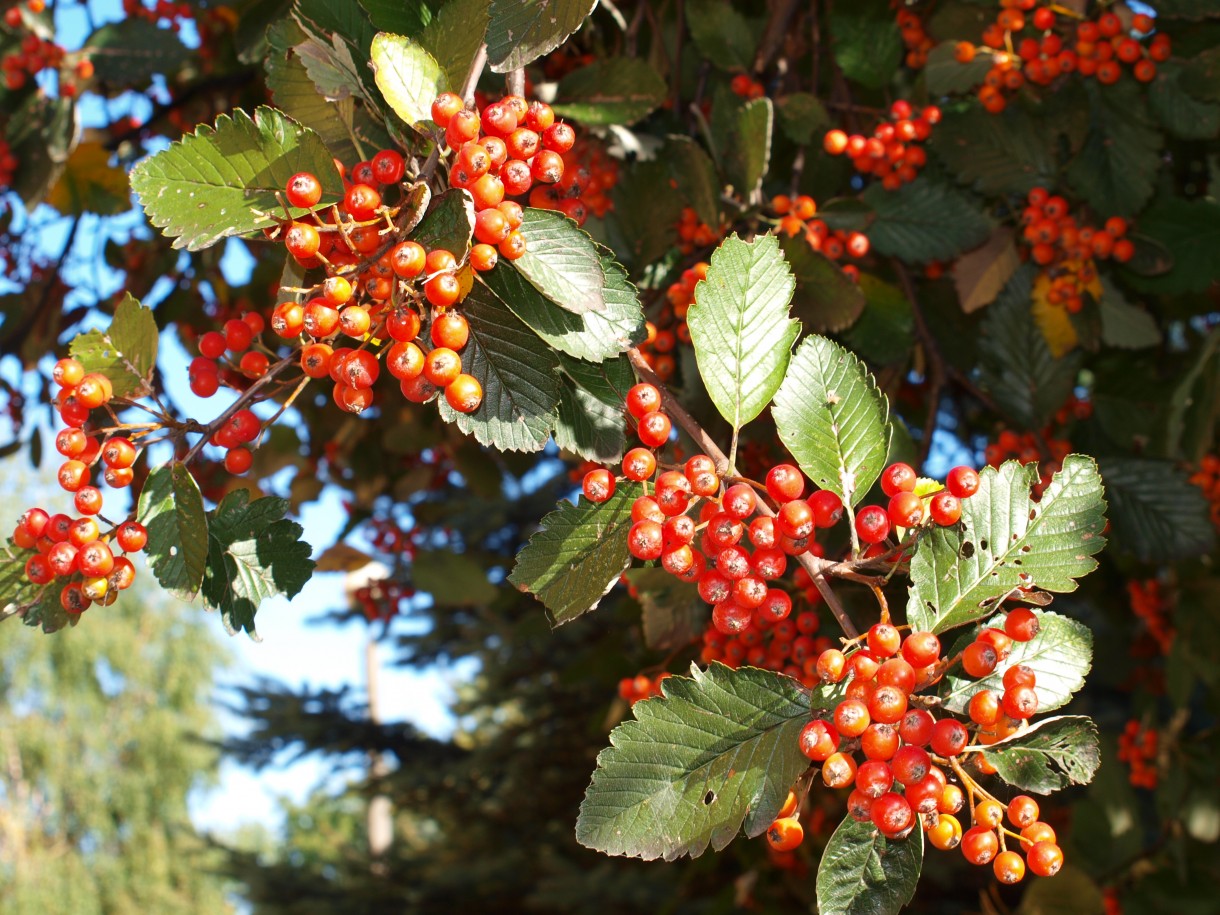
[0,578,232,914]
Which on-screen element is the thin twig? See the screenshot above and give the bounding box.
[183,355,296,464]
[754,0,801,75]
[505,68,525,99]
[460,44,487,108]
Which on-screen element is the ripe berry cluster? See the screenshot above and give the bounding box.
[632,262,707,383]
[1117,719,1159,789]
[616,671,672,705]
[765,609,1064,889]
[120,0,194,28]
[1127,578,1174,655]
[771,194,869,279]
[2,0,70,93]
[1022,185,1134,286]
[984,399,1080,496]
[11,357,148,615]
[0,134,18,190]
[676,207,727,255]
[729,74,766,99]
[1187,453,1220,530]
[896,8,933,69]
[822,101,939,191]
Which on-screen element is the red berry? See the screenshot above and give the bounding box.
[930,718,969,757]
[765,464,804,502]
[1004,607,1040,641]
[582,468,615,503]
[626,383,661,419]
[928,491,961,526]
[887,491,924,528]
[946,466,980,498]
[855,505,890,544]
[880,462,917,497]
[286,172,322,208]
[809,489,843,527]
[637,411,672,448]
[116,521,148,552]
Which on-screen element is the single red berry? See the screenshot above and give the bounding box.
[855,505,890,544]
[880,462,917,497]
[930,718,969,757]
[1004,607,1040,641]
[582,468,615,503]
[929,491,961,526]
[286,172,323,208]
[946,465,980,498]
[637,411,672,448]
[626,383,661,419]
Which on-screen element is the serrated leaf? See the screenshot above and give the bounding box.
[412,189,474,262]
[980,265,1080,429]
[829,3,902,90]
[685,0,756,71]
[817,198,874,233]
[772,334,891,506]
[1096,456,1216,562]
[552,57,666,126]
[1065,81,1162,219]
[666,136,721,232]
[508,483,640,624]
[983,716,1101,795]
[781,234,866,334]
[842,274,914,366]
[200,491,313,638]
[710,90,772,196]
[84,18,189,85]
[485,0,596,73]
[137,463,209,601]
[688,234,798,434]
[413,550,497,605]
[292,0,381,102]
[625,568,706,652]
[931,104,1054,196]
[513,208,607,314]
[954,228,1020,314]
[939,611,1092,714]
[576,663,813,861]
[863,177,994,264]
[1148,62,1220,140]
[1121,198,1220,295]
[816,815,924,915]
[1098,277,1161,349]
[436,282,561,452]
[69,293,158,398]
[925,40,993,94]
[0,541,58,632]
[554,353,634,464]
[130,106,343,251]
[418,0,487,87]
[905,456,1107,634]
[371,32,447,131]
[775,92,830,145]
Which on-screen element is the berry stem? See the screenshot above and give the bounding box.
[460,43,488,108]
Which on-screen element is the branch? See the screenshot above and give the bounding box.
[753,0,801,74]
[182,354,297,464]
[460,44,488,108]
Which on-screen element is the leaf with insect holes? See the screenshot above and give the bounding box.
[939,611,1092,714]
[816,815,924,915]
[983,715,1101,795]
[509,483,642,625]
[130,106,344,251]
[69,293,158,398]
[576,663,813,861]
[688,234,798,434]
[905,456,1107,634]
[513,208,607,315]
[137,463,209,602]
[485,0,597,73]
[772,334,891,506]
[371,32,447,132]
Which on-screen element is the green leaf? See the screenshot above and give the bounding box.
[576,663,813,860]
[842,274,914,366]
[665,136,721,232]
[862,177,994,264]
[371,32,447,132]
[513,208,607,315]
[1121,198,1220,295]
[6,95,76,211]
[925,40,992,95]
[931,105,1055,196]
[904,456,1108,634]
[1065,81,1162,219]
[829,3,902,90]
[359,0,431,34]
[816,815,924,915]
[1148,62,1220,140]
[979,265,1080,429]
[1098,277,1161,349]
[1181,45,1220,99]
[508,483,641,624]
[485,0,596,73]
[137,463,209,601]
[939,611,1093,714]
[608,159,685,271]
[84,19,189,85]
[436,282,561,452]
[292,0,381,102]
[624,568,707,652]
[554,353,634,464]
[201,490,315,638]
[553,57,666,126]
[68,293,158,398]
[775,92,831,145]
[130,106,343,252]
[688,234,798,434]
[685,0,756,71]
[0,541,58,633]
[418,0,488,88]
[772,334,891,506]
[983,716,1101,796]
[710,90,772,196]
[411,189,474,262]
[781,234,866,334]
[1096,457,1216,562]
[413,550,497,605]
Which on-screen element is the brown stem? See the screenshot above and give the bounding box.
[460,44,488,108]
[505,68,525,99]
[182,355,296,464]
[754,0,801,74]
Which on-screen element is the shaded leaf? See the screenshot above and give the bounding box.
[486,0,597,73]
[666,136,721,232]
[816,815,924,915]
[863,177,994,264]
[781,234,866,334]
[625,568,706,652]
[84,18,189,85]
[1098,277,1161,349]
[710,90,772,196]
[412,189,474,262]
[137,463,209,601]
[419,0,488,87]
[775,92,831,145]
[983,716,1101,795]
[1096,456,1216,562]
[1065,81,1162,219]
[685,0,756,71]
[46,142,130,216]
[553,353,634,464]
[413,550,497,605]
[1121,198,1220,295]
[829,3,901,89]
[925,40,993,94]
[842,274,914,366]
[1148,62,1220,140]
[931,105,1055,196]
[553,57,667,126]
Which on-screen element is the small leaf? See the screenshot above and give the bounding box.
[1098,277,1161,349]
[130,106,343,251]
[781,234,866,334]
[939,611,1093,714]
[84,18,189,85]
[436,282,561,453]
[411,189,475,262]
[829,3,902,89]
[508,483,641,624]
[137,463,209,601]
[983,716,1102,795]
[418,0,488,87]
[576,663,813,861]
[775,92,831,145]
[513,208,607,314]
[1096,456,1216,562]
[553,57,667,126]
[1065,81,1162,219]
[953,228,1020,313]
[925,40,993,94]
[816,815,924,915]
[685,0,757,72]
[413,550,497,605]
[772,335,891,506]
[688,234,798,434]
[710,90,772,196]
[200,489,315,638]
[1148,62,1220,140]
[69,293,159,398]
[863,177,994,264]
[904,456,1108,634]
[485,0,597,73]
[1121,198,1220,296]
[371,32,447,131]
[553,353,634,464]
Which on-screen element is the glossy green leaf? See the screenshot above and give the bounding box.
[411,189,475,262]
[513,208,607,314]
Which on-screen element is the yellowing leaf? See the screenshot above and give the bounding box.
[47,142,130,216]
[953,227,1020,313]
[1032,271,1080,357]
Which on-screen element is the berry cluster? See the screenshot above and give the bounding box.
[984,427,1073,497]
[616,671,672,706]
[699,599,831,685]
[822,102,939,191]
[1188,453,1220,530]
[1022,186,1134,289]
[766,608,1063,889]
[676,206,727,256]
[1117,720,1159,789]
[729,73,766,99]
[2,1,69,93]
[0,133,17,190]
[120,0,194,28]
[1127,578,1174,655]
[896,8,933,69]
[10,358,148,614]
[771,195,869,279]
